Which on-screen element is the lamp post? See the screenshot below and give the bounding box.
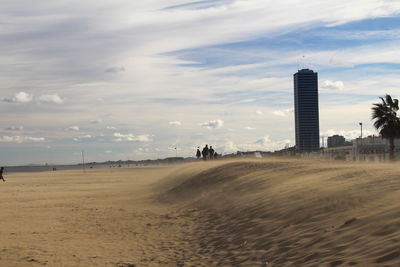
[359,122,363,139]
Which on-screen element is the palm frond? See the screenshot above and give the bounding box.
[386,94,393,107]
[394,99,399,111]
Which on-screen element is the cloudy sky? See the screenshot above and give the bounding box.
[1,1,400,165]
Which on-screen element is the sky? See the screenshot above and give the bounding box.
[1,0,400,165]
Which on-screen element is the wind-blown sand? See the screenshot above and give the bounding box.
[1,158,400,266]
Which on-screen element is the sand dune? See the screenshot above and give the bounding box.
[1,158,400,266]
[156,158,400,266]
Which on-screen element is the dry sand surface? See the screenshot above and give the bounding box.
[1,158,400,266]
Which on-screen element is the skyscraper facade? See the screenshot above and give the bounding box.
[294,69,320,152]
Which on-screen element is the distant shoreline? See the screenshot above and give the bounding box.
[3,162,177,174]
[3,157,195,174]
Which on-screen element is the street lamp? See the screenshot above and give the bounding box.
[359,122,363,139]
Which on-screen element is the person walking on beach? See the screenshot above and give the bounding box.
[196,147,201,159]
[209,146,215,159]
[0,167,5,182]
[202,145,209,160]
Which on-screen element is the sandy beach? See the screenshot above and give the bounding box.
[1,158,400,266]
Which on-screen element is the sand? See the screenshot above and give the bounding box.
[1,158,400,266]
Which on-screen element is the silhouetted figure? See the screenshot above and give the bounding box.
[209,146,215,159]
[196,147,201,159]
[202,145,209,160]
[0,167,5,182]
[214,152,218,159]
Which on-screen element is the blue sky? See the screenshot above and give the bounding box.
[0,1,400,165]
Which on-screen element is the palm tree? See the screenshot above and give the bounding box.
[371,94,400,160]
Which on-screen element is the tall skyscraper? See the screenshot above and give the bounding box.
[294,69,320,152]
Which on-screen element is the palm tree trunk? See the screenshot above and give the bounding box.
[389,137,395,161]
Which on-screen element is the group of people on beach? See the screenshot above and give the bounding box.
[196,145,219,160]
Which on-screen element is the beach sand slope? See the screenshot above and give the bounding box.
[1,158,400,266]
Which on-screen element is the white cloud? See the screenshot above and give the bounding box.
[244,126,256,130]
[104,150,112,154]
[220,141,239,153]
[4,126,24,131]
[106,126,117,130]
[255,136,273,145]
[73,134,92,141]
[0,135,45,143]
[2,91,33,103]
[273,108,293,117]
[169,121,182,126]
[66,126,80,132]
[321,80,345,90]
[90,119,103,124]
[200,119,224,129]
[256,110,263,115]
[15,92,33,103]
[38,94,63,104]
[116,0,400,55]
[113,133,152,142]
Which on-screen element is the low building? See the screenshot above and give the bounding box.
[322,135,400,161]
[327,135,349,148]
[352,136,400,161]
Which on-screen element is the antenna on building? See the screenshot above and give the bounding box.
[299,55,306,70]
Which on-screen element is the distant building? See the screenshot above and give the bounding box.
[294,69,319,152]
[352,136,400,161]
[327,134,351,148]
[322,135,400,161]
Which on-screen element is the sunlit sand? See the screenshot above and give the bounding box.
[1,158,400,266]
